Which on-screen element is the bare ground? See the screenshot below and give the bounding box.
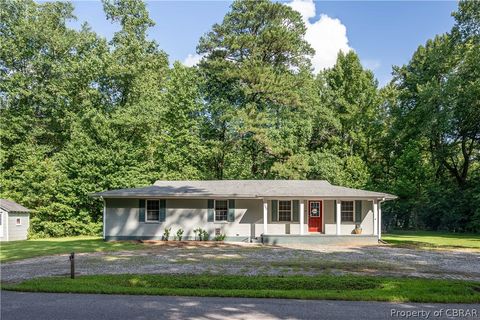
[2,242,479,283]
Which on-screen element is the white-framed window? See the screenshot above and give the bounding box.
[341,201,354,222]
[214,200,228,222]
[278,200,292,222]
[16,217,22,225]
[146,200,160,222]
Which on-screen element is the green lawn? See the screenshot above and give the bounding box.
[4,274,479,303]
[383,230,480,249]
[0,237,147,262]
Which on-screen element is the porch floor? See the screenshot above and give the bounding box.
[261,234,378,245]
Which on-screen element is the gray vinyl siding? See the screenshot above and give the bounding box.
[105,198,264,240]
[0,209,7,241]
[7,213,29,241]
[105,198,377,240]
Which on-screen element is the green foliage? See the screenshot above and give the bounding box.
[383,230,480,249]
[201,230,210,241]
[320,51,381,163]
[385,0,480,231]
[214,234,226,241]
[197,0,314,179]
[193,228,210,241]
[193,228,203,241]
[0,0,478,236]
[5,274,480,303]
[0,0,202,237]
[0,236,147,262]
[162,227,171,241]
[174,229,184,241]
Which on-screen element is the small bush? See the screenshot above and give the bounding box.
[174,229,184,241]
[201,230,210,241]
[214,234,226,241]
[162,227,171,241]
[193,228,202,241]
[193,228,210,241]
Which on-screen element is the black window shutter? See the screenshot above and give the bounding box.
[139,199,145,222]
[160,199,166,222]
[334,200,337,223]
[292,200,299,222]
[355,200,362,223]
[207,199,214,222]
[228,199,235,222]
[271,200,278,222]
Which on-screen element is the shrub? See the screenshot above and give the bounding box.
[162,227,171,241]
[174,228,184,241]
[201,230,210,241]
[193,228,210,241]
[193,228,202,241]
[214,234,226,241]
[29,218,102,239]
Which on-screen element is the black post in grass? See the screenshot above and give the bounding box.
[69,252,75,279]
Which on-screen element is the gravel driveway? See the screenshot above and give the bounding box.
[2,242,479,283]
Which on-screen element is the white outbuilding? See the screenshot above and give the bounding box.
[0,199,30,241]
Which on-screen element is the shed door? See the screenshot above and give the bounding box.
[308,201,322,232]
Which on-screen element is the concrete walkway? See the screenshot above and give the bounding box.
[2,291,479,320]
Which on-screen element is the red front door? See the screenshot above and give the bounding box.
[308,201,323,232]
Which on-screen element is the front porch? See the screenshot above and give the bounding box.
[260,199,383,240]
[261,234,379,245]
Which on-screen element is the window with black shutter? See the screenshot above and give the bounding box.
[146,200,160,222]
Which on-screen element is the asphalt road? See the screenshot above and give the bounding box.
[1,291,479,320]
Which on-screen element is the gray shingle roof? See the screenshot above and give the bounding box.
[0,199,31,213]
[91,180,397,200]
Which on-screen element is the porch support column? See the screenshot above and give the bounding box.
[263,199,268,235]
[373,200,378,236]
[336,200,341,235]
[102,197,106,240]
[299,200,305,235]
[378,201,382,239]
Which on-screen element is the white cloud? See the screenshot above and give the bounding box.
[361,59,381,71]
[288,0,353,73]
[182,53,203,67]
[288,0,315,23]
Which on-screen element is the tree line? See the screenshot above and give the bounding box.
[1,0,478,237]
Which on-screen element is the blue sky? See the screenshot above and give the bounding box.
[70,1,458,86]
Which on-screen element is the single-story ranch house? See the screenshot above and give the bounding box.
[92,180,397,245]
